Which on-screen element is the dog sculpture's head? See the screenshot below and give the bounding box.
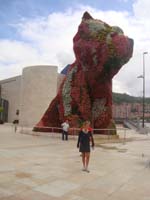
[73,12,133,75]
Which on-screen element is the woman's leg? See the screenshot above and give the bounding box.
[85,152,90,172]
[82,153,86,169]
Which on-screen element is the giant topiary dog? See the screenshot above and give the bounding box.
[34,12,133,133]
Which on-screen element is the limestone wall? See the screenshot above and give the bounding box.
[19,65,58,127]
[0,76,21,123]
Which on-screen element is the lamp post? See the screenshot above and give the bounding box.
[138,52,148,128]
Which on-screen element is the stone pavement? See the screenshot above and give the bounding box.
[0,124,150,200]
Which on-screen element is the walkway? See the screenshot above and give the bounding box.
[0,124,150,200]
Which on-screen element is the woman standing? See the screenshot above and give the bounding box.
[77,121,95,172]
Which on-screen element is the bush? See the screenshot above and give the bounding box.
[0,120,4,124]
[0,106,4,113]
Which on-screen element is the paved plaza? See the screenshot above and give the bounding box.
[0,124,150,200]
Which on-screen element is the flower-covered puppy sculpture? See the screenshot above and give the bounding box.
[34,12,133,134]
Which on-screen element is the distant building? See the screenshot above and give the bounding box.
[112,103,150,121]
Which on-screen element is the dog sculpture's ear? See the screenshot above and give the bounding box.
[82,11,93,20]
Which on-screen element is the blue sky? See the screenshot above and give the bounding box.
[0,0,150,96]
[0,0,134,39]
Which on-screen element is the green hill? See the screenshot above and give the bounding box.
[112,92,150,104]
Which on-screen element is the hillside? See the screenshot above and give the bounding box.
[112,92,150,104]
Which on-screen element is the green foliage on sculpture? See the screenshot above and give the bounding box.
[0,106,3,113]
[62,66,77,116]
[34,11,134,134]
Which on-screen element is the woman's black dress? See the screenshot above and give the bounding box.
[77,130,94,152]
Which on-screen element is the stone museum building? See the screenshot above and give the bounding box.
[0,65,65,127]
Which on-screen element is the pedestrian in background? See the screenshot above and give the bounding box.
[61,119,69,140]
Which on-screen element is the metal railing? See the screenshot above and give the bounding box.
[17,125,130,144]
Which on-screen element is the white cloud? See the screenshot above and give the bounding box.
[0,39,38,63]
[0,1,150,96]
[113,79,129,94]
[133,0,150,20]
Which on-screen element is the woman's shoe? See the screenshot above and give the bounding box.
[82,167,86,171]
[85,168,90,173]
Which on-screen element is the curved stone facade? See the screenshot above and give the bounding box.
[19,65,58,127]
